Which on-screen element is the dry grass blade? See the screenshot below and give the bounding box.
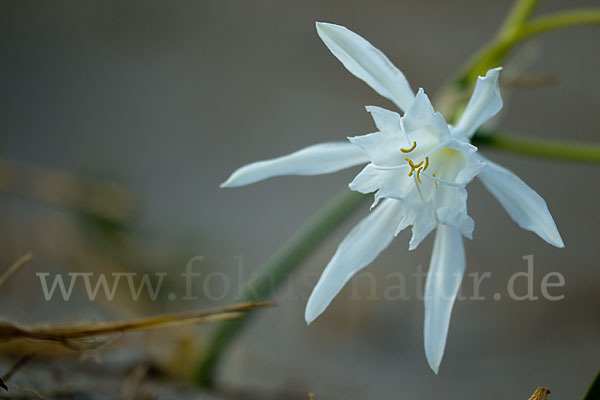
[2,354,36,383]
[0,253,33,288]
[0,301,274,345]
[529,387,551,400]
[0,354,36,393]
[0,158,136,225]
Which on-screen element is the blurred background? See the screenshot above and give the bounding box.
[0,0,598,399]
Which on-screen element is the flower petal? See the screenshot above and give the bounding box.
[453,67,503,140]
[365,106,402,134]
[316,22,415,111]
[349,163,413,208]
[221,142,368,188]
[477,156,564,247]
[450,143,486,185]
[402,89,450,140]
[305,199,403,323]
[348,131,406,166]
[435,185,474,239]
[424,224,466,374]
[400,204,437,250]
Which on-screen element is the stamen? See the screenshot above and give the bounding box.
[433,172,438,189]
[404,158,423,169]
[416,167,423,184]
[400,141,417,153]
[423,156,430,171]
[425,172,461,188]
[371,164,407,171]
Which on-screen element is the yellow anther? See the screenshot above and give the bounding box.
[416,167,423,184]
[423,156,430,171]
[404,158,423,169]
[400,141,417,153]
[404,156,424,180]
[433,172,438,189]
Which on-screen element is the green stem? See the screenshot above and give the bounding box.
[456,6,600,87]
[583,371,600,400]
[454,0,537,88]
[498,0,539,38]
[194,189,366,386]
[473,132,600,163]
[518,9,600,40]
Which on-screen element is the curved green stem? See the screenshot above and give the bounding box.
[583,370,600,400]
[498,0,539,38]
[194,189,366,386]
[473,132,600,163]
[520,9,600,40]
[457,7,600,87]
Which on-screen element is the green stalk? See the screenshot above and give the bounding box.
[498,0,539,38]
[518,9,600,40]
[583,371,600,400]
[473,132,600,164]
[456,3,600,87]
[194,189,366,386]
[454,0,538,87]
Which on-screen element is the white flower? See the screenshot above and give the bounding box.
[221,22,564,373]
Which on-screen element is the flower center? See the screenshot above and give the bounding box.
[400,141,434,187]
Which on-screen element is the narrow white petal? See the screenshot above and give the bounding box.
[316,22,415,111]
[221,142,368,188]
[478,157,564,247]
[402,89,449,138]
[348,131,406,166]
[435,186,474,239]
[424,224,466,374]
[397,199,437,250]
[408,213,437,250]
[305,199,403,323]
[445,138,486,185]
[453,67,503,140]
[349,163,413,208]
[455,155,486,186]
[365,106,402,134]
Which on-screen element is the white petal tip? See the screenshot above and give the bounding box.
[483,67,503,78]
[425,352,441,374]
[315,21,334,32]
[549,236,565,248]
[220,175,241,188]
[304,309,319,325]
[547,229,565,248]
